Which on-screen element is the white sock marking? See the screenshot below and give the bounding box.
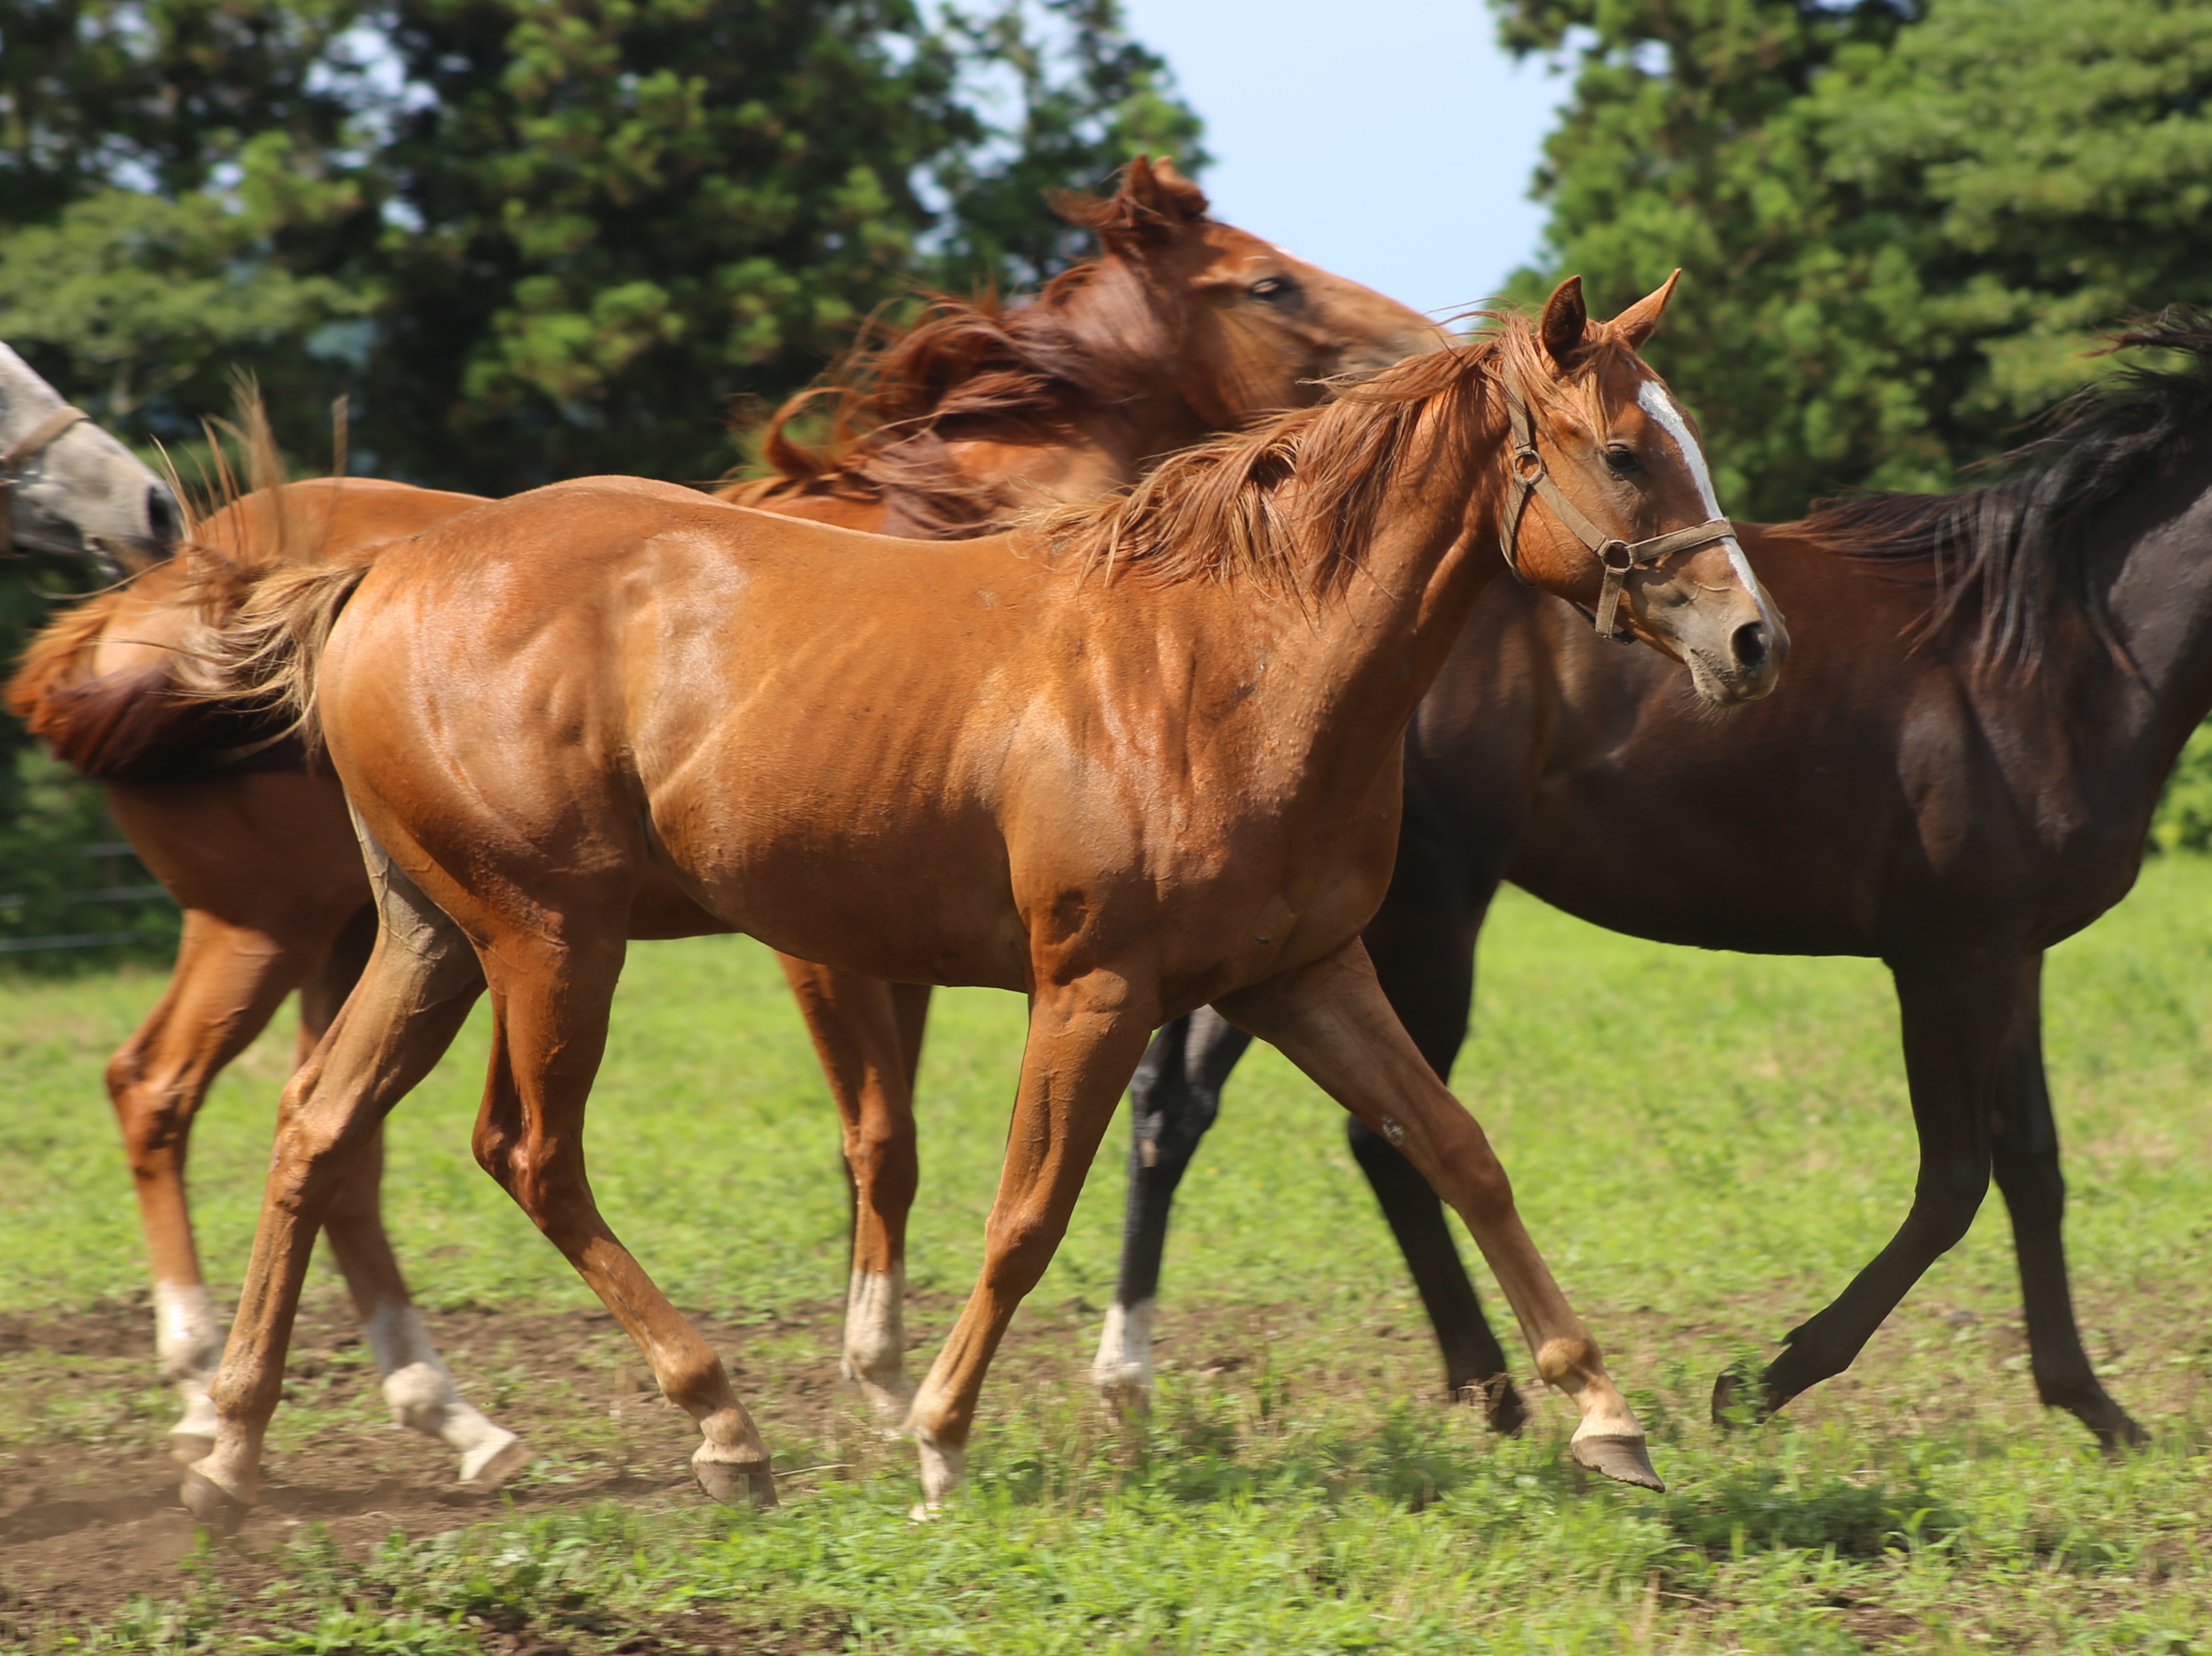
[1091,1297,1156,1398]
[364,1300,526,1484]
[153,1280,222,1382]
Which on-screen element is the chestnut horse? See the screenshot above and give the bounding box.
[1093,308,2212,1453]
[6,159,1441,1476]
[178,280,1780,1526]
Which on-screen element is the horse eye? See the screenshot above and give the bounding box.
[1247,276,1296,301]
[1604,443,1640,475]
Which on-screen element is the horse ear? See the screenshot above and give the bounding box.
[1051,155,1211,248]
[1609,269,1682,350]
[1540,276,1590,367]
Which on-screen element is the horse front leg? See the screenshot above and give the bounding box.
[1725,951,2009,1425]
[1216,939,1659,1490]
[906,968,1157,1510]
[778,956,922,1417]
[1989,954,2146,1450]
[1093,1007,1253,1402]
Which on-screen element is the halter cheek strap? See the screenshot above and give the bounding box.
[1497,378,1732,639]
[0,403,92,557]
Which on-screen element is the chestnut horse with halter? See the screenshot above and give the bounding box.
[1093,308,2212,1456]
[176,279,1780,1527]
[7,160,1440,1478]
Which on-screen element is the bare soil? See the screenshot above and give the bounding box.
[0,1284,1376,1643]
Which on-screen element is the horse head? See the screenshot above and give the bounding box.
[1053,156,1448,430]
[1499,273,1786,706]
[0,344,181,573]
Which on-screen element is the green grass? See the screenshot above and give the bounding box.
[8,858,2212,1651]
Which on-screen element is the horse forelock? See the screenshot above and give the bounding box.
[1805,309,2212,675]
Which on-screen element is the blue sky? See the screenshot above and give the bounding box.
[1116,0,1573,320]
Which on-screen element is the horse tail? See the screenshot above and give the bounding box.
[4,592,134,768]
[202,554,376,755]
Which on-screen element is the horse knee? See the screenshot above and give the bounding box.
[981,1207,1066,1297]
[1908,1168,1988,1253]
[844,1117,919,1205]
[106,1050,196,1177]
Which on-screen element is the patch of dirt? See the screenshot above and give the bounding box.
[0,1286,1408,1641]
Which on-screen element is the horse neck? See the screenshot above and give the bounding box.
[2093,444,2212,783]
[1212,387,1509,802]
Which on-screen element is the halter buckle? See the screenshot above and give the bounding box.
[1510,444,1544,485]
[1596,539,1634,574]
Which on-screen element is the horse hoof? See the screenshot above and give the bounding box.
[693,1448,777,1509]
[1453,1375,1528,1437]
[459,1429,530,1490]
[168,1431,215,1465]
[1571,1433,1664,1492]
[1095,1371,1150,1413]
[1711,1364,1772,1431]
[179,1465,252,1534]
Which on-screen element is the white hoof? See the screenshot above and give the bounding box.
[914,1430,965,1509]
[459,1428,530,1490]
[1090,1299,1155,1405]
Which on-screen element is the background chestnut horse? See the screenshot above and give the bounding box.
[1092,308,2212,1455]
[178,283,1779,1527]
[6,159,1441,1476]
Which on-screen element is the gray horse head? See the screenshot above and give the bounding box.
[1,344,182,573]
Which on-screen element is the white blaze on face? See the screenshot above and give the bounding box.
[1635,379,1760,597]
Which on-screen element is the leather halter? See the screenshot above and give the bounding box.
[0,402,91,556]
[1497,377,1734,639]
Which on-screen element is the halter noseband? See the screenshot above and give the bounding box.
[0,403,91,557]
[1497,378,1734,639]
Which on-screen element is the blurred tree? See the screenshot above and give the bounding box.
[1497,0,2212,521]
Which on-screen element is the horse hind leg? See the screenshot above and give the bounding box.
[183,848,487,1528]
[106,907,327,1460]
[1093,1007,1252,1404]
[302,910,527,1487]
[779,954,920,1419]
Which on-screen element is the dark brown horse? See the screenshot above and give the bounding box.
[7,159,1444,1473]
[178,283,1780,1526]
[1097,310,2212,1452]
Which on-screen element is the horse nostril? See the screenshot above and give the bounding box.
[1731,620,1769,676]
[147,484,183,548]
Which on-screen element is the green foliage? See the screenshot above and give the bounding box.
[1499,0,2212,521]
[0,0,1203,488]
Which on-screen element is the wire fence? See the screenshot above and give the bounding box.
[0,840,178,954]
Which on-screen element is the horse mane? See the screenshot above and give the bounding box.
[5,389,328,780]
[1801,307,2212,673]
[723,268,1161,538]
[722,170,1216,539]
[1033,313,1595,601]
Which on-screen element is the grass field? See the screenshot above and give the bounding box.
[5,860,2212,1652]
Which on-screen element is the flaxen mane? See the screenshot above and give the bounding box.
[1035,314,1615,601]
[721,177,1212,539]
[1803,308,2212,672]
